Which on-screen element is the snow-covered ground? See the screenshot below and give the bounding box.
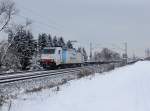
[2,61,150,111]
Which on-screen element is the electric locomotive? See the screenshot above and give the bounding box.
[40,47,84,69]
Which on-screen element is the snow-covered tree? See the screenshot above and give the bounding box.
[53,36,58,47]
[82,48,88,61]
[0,41,9,67]
[77,47,88,61]
[58,37,65,47]
[66,40,73,49]
[47,34,53,47]
[77,47,82,53]
[0,40,20,71]
[7,25,37,70]
[38,33,47,52]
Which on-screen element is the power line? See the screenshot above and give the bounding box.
[15,3,78,43]
[16,13,76,43]
[17,14,61,32]
[14,14,59,38]
[17,3,64,29]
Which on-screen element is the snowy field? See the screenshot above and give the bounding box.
[2,61,150,111]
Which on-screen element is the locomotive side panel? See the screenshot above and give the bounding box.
[62,49,77,64]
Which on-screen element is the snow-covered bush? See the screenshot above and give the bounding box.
[78,68,94,78]
[29,54,43,71]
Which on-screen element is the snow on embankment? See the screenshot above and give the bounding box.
[3,61,150,111]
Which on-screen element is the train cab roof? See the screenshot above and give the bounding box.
[44,47,62,49]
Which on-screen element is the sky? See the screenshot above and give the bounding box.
[1,0,150,57]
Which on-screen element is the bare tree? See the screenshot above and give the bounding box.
[0,0,16,32]
[0,41,21,71]
[94,48,121,62]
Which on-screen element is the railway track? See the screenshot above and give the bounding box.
[0,66,91,84]
[0,60,136,85]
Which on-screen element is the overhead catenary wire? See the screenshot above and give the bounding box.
[16,14,61,32]
[15,14,69,40]
[17,3,64,29]
[16,13,78,46]
[15,3,82,46]
[15,2,68,36]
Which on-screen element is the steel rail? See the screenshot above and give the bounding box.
[0,66,86,76]
[0,60,129,84]
[0,67,91,84]
[0,61,122,76]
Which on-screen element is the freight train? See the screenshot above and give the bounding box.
[40,47,84,69]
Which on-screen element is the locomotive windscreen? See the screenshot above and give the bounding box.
[42,49,55,54]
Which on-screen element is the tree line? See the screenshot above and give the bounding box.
[93,48,122,62]
[38,33,73,52]
[0,23,88,71]
[37,33,88,60]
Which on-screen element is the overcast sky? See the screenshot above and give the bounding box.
[2,0,150,57]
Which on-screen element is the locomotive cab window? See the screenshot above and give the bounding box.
[43,49,55,54]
